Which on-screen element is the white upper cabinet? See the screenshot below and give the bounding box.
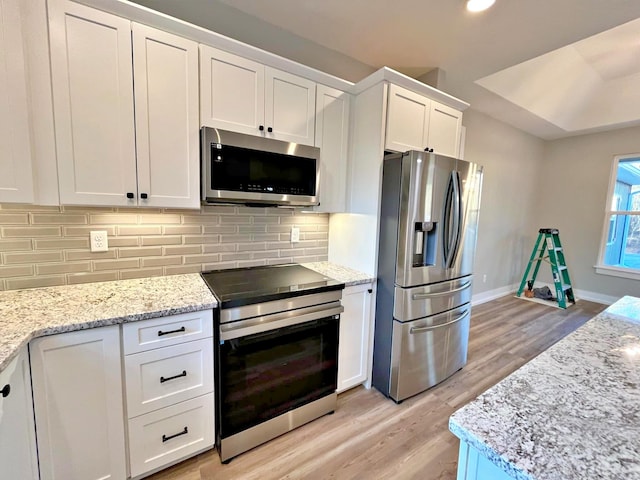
[49,0,137,206]
[132,23,200,209]
[0,0,34,203]
[385,83,462,158]
[200,45,316,146]
[265,67,316,146]
[200,45,265,136]
[428,101,463,158]
[49,1,199,208]
[314,85,351,213]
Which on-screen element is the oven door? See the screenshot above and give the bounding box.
[216,303,342,441]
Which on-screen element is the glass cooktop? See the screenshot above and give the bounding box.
[201,264,344,308]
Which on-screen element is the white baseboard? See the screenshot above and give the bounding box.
[472,283,519,305]
[472,283,618,306]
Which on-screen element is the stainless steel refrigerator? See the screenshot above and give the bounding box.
[372,150,483,402]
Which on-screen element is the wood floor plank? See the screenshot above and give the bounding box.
[148,296,607,480]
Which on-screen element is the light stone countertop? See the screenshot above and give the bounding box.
[0,274,217,373]
[449,295,640,480]
[302,261,375,286]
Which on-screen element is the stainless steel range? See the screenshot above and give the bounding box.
[201,264,344,462]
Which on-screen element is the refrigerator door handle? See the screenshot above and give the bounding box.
[411,281,471,299]
[409,309,470,334]
[448,171,463,268]
[442,173,453,267]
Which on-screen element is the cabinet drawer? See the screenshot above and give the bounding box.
[128,393,214,478]
[122,310,213,354]
[125,338,213,418]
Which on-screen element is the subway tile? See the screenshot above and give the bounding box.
[140,235,182,246]
[37,262,91,275]
[34,238,89,250]
[266,225,291,234]
[0,213,29,224]
[220,234,249,244]
[220,252,251,262]
[118,247,163,258]
[141,256,182,267]
[94,258,140,271]
[161,208,199,214]
[31,214,87,224]
[203,261,235,271]
[183,235,219,245]
[67,271,119,285]
[183,215,219,224]
[220,215,251,224]
[4,251,63,264]
[164,264,202,275]
[163,225,201,235]
[6,275,66,290]
[303,232,329,240]
[63,226,116,236]
[117,225,162,236]
[120,268,163,280]
[115,207,162,214]
[266,241,291,250]
[252,216,280,224]
[139,214,181,224]
[203,225,237,234]
[0,265,34,278]
[0,204,60,212]
[237,242,266,252]
[201,205,236,215]
[163,245,201,256]
[0,239,32,252]
[183,254,220,265]
[202,244,236,254]
[292,255,323,263]
[252,251,280,260]
[237,207,265,216]
[265,208,291,216]
[0,279,4,291]
[268,258,291,265]
[279,216,313,225]
[252,233,279,242]
[107,237,139,247]
[238,225,267,234]
[237,259,266,268]
[89,213,138,224]
[2,226,61,237]
[62,206,116,213]
[66,250,117,261]
[304,247,327,256]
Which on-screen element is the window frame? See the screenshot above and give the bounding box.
[595,153,640,281]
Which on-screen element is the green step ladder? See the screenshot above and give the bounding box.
[517,228,576,309]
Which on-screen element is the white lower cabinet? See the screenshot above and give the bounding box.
[0,348,39,480]
[128,393,214,478]
[30,325,127,480]
[122,312,215,479]
[337,283,374,393]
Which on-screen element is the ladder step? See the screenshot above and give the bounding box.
[558,266,567,270]
[560,284,572,291]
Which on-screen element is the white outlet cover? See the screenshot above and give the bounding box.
[291,227,300,243]
[90,231,108,252]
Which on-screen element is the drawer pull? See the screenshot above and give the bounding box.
[162,426,188,443]
[157,326,186,337]
[160,370,187,384]
[1,384,10,398]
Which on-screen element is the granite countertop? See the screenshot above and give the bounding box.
[449,295,640,480]
[301,261,375,286]
[0,274,217,372]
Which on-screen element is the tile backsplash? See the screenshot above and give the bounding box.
[0,204,329,291]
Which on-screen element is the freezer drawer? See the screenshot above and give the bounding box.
[393,275,472,322]
[389,304,470,402]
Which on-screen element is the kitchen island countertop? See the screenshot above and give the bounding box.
[0,274,217,372]
[449,295,640,480]
[302,261,375,286]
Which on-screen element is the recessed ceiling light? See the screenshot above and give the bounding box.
[466,0,496,12]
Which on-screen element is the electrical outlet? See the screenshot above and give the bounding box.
[483,274,487,283]
[291,226,300,243]
[90,231,108,252]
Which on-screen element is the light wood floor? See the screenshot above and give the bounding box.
[149,296,606,480]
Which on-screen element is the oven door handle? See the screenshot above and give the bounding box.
[220,302,344,341]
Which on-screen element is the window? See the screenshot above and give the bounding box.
[596,154,640,280]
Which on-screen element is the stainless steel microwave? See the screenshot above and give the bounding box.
[201,127,320,207]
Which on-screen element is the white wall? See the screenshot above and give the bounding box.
[462,109,545,300]
[533,125,640,300]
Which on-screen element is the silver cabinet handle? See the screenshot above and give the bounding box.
[410,310,470,334]
[412,281,471,300]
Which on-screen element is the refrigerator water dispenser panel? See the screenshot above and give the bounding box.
[414,221,437,267]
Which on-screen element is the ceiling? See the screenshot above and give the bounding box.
[129,0,640,140]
